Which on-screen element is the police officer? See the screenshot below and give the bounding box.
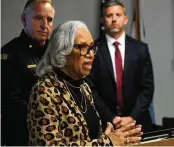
[1,0,55,145]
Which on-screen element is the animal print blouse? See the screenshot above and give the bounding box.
[27,71,113,146]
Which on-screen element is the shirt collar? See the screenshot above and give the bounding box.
[105,32,126,47]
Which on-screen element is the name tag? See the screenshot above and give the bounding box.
[27,64,36,68]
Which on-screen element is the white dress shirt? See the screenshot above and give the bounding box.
[105,32,126,81]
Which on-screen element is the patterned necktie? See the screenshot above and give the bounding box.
[113,41,124,115]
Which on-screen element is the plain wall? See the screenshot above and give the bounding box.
[142,0,174,125]
[1,0,174,125]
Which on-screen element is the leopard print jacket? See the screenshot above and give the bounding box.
[27,71,113,146]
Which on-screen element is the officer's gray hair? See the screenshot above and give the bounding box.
[22,0,54,16]
[36,20,89,77]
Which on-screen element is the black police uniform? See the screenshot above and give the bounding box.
[1,30,48,145]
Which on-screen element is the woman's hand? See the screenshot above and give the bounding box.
[107,122,142,146]
[104,122,114,135]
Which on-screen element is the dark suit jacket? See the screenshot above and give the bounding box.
[86,34,154,132]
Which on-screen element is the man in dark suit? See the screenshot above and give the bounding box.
[86,0,154,133]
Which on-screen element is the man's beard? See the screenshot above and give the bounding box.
[110,27,121,33]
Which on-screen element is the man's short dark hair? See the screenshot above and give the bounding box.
[101,0,125,16]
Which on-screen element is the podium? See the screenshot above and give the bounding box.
[136,128,174,146]
[138,138,174,146]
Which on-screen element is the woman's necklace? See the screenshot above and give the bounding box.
[63,79,87,113]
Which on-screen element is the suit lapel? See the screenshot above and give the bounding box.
[100,36,115,82]
[123,35,135,84]
[99,35,136,89]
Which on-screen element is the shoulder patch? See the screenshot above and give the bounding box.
[1,54,9,60]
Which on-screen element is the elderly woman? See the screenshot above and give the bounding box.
[27,21,142,146]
